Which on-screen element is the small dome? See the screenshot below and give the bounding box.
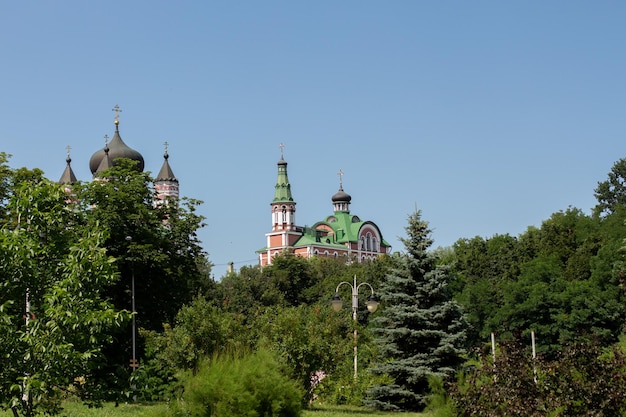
[332,187,352,203]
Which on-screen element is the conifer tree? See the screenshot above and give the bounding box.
[365,210,468,411]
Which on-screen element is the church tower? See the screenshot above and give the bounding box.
[58,145,77,187]
[259,145,303,265]
[154,141,179,205]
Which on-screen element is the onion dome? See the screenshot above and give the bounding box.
[332,169,351,213]
[89,106,144,175]
[331,187,352,203]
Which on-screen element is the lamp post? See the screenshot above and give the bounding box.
[332,275,379,380]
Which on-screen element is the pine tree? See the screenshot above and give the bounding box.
[365,210,468,411]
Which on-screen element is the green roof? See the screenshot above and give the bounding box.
[273,159,294,203]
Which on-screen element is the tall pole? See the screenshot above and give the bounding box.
[131,268,136,371]
[351,275,358,380]
[332,275,379,380]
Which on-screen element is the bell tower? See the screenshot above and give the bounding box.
[261,144,302,265]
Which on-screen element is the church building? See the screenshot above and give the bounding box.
[58,105,179,204]
[258,148,391,266]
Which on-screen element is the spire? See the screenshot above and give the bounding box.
[155,141,178,183]
[273,143,294,203]
[95,135,113,174]
[155,141,180,205]
[58,145,77,185]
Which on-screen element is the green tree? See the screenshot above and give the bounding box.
[365,211,468,411]
[488,208,623,357]
[0,175,129,417]
[77,159,210,331]
[452,234,523,345]
[594,157,626,217]
[256,303,348,403]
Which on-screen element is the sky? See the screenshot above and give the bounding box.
[2,2,625,278]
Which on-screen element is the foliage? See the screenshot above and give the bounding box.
[134,296,250,400]
[365,211,468,411]
[0,173,129,417]
[170,348,303,417]
[594,157,626,217]
[76,159,210,331]
[69,159,211,399]
[451,337,626,416]
[452,233,523,345]
[256,304,350,404]
[143,295,248,371]
[452,205,625,358]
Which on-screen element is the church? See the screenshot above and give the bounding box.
[258,147,391,266]
[55,107,389,267]
[57,105,179,205]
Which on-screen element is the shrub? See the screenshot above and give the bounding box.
[170,348,303,417]
[451,337,626,416]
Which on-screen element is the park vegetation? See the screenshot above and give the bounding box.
[1,150,626,416]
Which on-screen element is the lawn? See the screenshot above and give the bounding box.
[1,402,432,417]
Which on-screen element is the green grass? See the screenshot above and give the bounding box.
[1,402,432,417]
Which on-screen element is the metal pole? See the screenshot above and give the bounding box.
[530,330,537,384]
[352,275,358,380]
[332,275,378,381]
[131,268,136,370]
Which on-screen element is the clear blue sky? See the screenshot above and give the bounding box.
[2,2,625,278]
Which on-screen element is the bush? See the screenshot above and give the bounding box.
[451,337,626,416]
[170,348,303,417]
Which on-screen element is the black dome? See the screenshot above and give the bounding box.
[332,188,352,203]
[90,124,144,174]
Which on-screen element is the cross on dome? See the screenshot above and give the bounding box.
[112,104,122,125]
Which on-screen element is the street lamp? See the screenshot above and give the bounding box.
[332,275,379,380]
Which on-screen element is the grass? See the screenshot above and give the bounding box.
[1,402,432,417]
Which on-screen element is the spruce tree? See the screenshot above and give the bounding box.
[365,210,468,411]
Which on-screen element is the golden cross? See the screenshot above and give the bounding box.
[112,104,122,123]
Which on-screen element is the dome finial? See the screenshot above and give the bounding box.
[163,141,169,160]
[66,145,72,164]
[338,168,344,191]
[112,104,122,128]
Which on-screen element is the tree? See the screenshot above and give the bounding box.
[452,234,523,345]
[0,174,129,417]
[77,159,210,331]
[365,210,468,411]
[594,157,626,217]
[256,303,348,403]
